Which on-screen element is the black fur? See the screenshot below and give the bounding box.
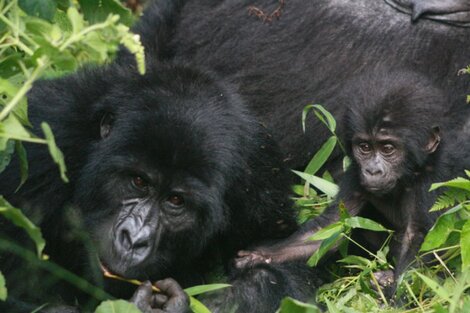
[235,69,470,297]
[0,1,324,313]
[121,0,470,170]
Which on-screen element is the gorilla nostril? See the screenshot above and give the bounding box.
[119,229,132,251]
[133,239,149,250]
[366,168,382,176]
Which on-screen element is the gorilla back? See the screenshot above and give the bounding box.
[142,0,470,168]
[0,61,318,312]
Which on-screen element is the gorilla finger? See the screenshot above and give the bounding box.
[153,293,169,307]
[130,281,154,311]
[155,278,186,297]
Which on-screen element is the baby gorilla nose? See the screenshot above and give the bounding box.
[365,167,383,176]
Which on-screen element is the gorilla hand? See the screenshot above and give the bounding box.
[130,279,190,313]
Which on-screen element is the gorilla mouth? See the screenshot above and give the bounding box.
[99,259,114,276]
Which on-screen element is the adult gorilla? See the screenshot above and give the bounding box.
[125,0,470,170]
[0,2,324,312]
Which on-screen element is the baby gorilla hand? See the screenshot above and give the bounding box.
[130,279,190,313]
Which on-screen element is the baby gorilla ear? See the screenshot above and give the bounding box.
[100,112,115,139]
[425,126,440,154]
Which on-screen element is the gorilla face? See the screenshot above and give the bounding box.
[72,65,246,280]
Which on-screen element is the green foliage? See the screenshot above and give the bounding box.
[0,196,45,257]
[0,0,144,307]
[94,300,141,313]
[276,297,321,313]
[41,122,68,182]
[0,271,6,301]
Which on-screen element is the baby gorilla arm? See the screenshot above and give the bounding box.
[235,188,364,269]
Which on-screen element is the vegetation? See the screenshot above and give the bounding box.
[0,1,469,312]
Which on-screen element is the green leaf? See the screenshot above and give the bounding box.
[41,122,68,183]
[78,0,134,26]
[304,136,337,175]
[277,297,321,313]
[293,170,339,198]
[185,283,231,296]
[94,300,141,313]
[461,220,470,270]
[415,272,451,302]
[0,140,15,174]
[302,104,336,133]
[430,177,470,192]
[67,6,85,34]
[0,271,6,301]
[308,222,344,241]
[189,296,212,313]
[0,115,32,141]
[338,255,372,267]
[344,217,391,232]
[0,197,45,257]
[307,231,342,267]
[420,213,457,252]
[0,78,30,127]
[324,298,341,313]
[15,141,29,190]
[19,0,57,21]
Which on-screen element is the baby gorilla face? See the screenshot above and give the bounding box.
[352,132,406,195]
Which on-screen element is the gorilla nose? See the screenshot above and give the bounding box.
[115,224,153,259]
[365,168,382,176]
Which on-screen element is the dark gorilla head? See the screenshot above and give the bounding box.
[71,63,274,280]
[342,69,447,194]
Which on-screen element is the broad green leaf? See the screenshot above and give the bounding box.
[19,0,57,21]
[344,217,391,232]
[0,197,45,257]
[461,220,470,270]
[0,140,15,173]
[0,271,6,301]
[415,272,451,302]
[94,300,141,313]
[308,222,343,241]
[41,122,68,183]
[324,298,341,313]
[67,7,85,34]
[189,296,212,313]
[420,213,457,251]
[0,79,29,127]
[276,297,321,313]
[430,177,470,192]
[78,0,134,26]
[0,115,31,141]
[304,136,337,175]
[15,141,29,189]
[293,170,339,198]
[307,231,342,267]
[185,283,231,296]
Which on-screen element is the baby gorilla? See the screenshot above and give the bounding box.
[236,69,470,295]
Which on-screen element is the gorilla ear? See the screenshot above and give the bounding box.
[100,112,115,139]
[425,126,440,154]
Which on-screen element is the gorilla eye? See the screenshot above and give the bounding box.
[132,176,149,189]
[358,142,371,153]
[382,144,395,155]
[167,194,185,207]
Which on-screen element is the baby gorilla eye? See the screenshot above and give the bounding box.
[132,176,149,189]
[382,144,395,155]
[358,142,372,153]
[167,194,185,207]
